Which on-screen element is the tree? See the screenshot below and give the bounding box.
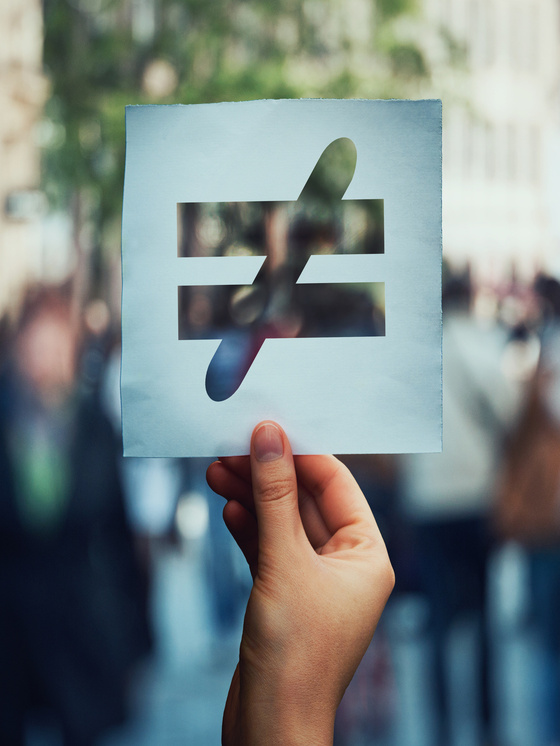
[41,0,437,297]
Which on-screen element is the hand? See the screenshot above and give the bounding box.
[206,421,394,746]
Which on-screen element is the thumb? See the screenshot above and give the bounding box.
[250,421,306,561]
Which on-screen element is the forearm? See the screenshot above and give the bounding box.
[232,609,349,745]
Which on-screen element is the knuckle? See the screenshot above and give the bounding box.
[385,560,396,594]
[257,470,294,504]
[378,551,396,598]
[366,541,395,598]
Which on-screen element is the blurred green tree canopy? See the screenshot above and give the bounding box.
[42,0,436,267]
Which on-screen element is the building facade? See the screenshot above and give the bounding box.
[0,0,48,315]
[425,0,560,281]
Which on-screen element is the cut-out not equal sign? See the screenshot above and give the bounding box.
[177,138,386,401]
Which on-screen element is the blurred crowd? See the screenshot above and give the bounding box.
[339,266,560,746]
[2,266,560,745]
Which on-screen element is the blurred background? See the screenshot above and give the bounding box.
[1,0,560,745]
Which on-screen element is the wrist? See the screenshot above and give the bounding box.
[239,699,335,746]
[236,662,337,746]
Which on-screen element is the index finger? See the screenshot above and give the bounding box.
[218,455,252,483]
[294,454,381,539]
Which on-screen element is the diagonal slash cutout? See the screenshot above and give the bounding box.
[177,138,385,401]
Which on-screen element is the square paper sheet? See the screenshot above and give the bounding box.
[121,99,442,457]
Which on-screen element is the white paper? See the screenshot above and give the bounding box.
[121,99,442,457]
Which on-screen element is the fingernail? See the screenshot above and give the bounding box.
[254,423,284,462]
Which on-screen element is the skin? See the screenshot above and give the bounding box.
[15,310,76,408]
[206,421,395,746]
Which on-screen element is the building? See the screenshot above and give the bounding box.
[424,0,560,282]
[0,0,48,315]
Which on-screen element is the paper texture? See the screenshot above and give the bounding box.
[121,99,442,457]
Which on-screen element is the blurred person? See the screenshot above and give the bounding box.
[332,454,399,744]
[495,275,560,746]
[101,339,182,546]
[398,272,523,746]
[205,480,250,647]
[206,421,395,746]
[178,289,253,641]
[0,286,150,746]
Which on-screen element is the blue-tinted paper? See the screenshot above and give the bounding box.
[121,99,442,456]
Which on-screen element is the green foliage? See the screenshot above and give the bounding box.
[388,42,428,78]
[439,25,468,67]
[41,0,433,268]
[376,0,418,20]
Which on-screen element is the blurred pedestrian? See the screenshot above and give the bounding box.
[0,286,151,746]
[398,272,522,746]
[495,274,560,746]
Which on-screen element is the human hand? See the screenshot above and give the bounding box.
[206,421,395,746]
